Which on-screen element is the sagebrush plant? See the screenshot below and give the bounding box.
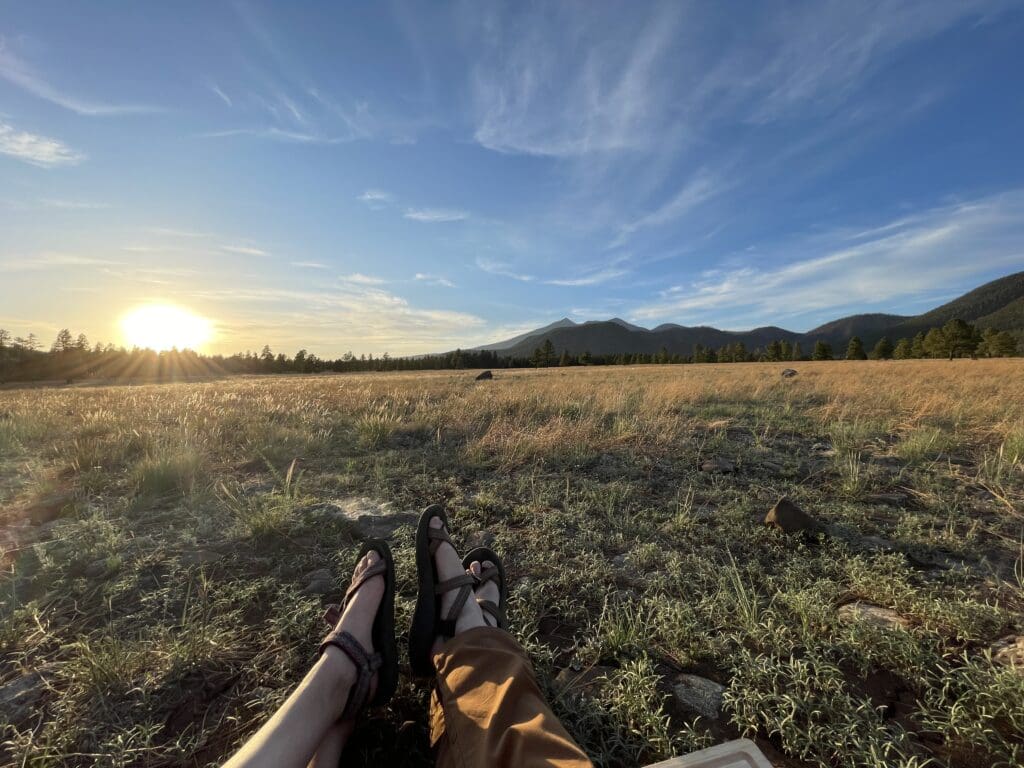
[1,360,1022,767]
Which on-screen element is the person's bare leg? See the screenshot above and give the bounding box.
[430,517,486,656]
[225,551,384,768]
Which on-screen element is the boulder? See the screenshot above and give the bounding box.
[837,601,911,630]
[764,497,823,535]
[991,635,1024,673]
[781,369,798,378]
[700,457,735,474]
[475,370,493,381]
[672,674,726,720]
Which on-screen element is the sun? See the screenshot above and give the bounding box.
[120,304,213,352]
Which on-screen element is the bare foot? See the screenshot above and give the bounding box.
[469,560,501,627]
[430,517,485,656]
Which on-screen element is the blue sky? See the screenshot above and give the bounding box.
[2,0,1023,356]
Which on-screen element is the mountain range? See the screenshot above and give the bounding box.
[471,271,1024,358]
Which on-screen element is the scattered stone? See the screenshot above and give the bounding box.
[857,535,897,553]
[464,530,496,550]
[764,497,824,535]
[700,457,735,474]
[23,493,75,525]
[301,568,334,596]
[866,492,909,507]
[475,370,493,381]
[811,442,832,452]
[991,635,1024,673]
[0,664,57,726]
[307,497,419,540]
[837,601,911,630]
[180,549,223,567]
[781,369,798,378]
[672,674,726,720]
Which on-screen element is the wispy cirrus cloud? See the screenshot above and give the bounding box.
[545,267,628,287]
[475,257,534,282]
[339,272,386,285]
[208,82,233,107]
[291,260,329,269]
[0,251,120,272]
[0,40,160,115]
[221,244,268,256]
[0,120,83,167]
[414,272,455,288]
[404,208,468,223]
[359,189,393,209]
[630,191,1024,329]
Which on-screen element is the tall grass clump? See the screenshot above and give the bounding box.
[131,446,202,497]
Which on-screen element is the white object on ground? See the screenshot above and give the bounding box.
[644,738,773,768]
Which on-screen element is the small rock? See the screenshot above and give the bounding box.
[857,535,897,553]
[301,577,334,596]
[780,369,798,378]
[811,442,832,453]
[837,601,911,630]
[764,497,823,535]
[866,492,908,507]
[992,635,1024,673]
[303,568,332,583]
[475,370,493,381]
[672,674,725,720]
[23,493,75,525]
[181,549,223,566]
[465,530,496,550]
[0,664,57,726]
[310,498,419,539]
[700,457,735,474]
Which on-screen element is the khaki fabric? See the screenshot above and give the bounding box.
[429,626,592,768]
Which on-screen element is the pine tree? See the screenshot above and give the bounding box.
[779,340,793,361]
[910,332,926,358]
[845,336,867,360]
[766,340,783,362]
[871,337,894,360]
[791,342,802,361]
[892,338,912,360]
[52,329,74,352]
[558,350,570,366]
[812,341,832,361]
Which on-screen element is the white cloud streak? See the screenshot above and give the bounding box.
[404,208,469,223]
[415,272,455,288]
[545,268,628,287]
[0,120,83,167]
[0,40,161,115]
[339,272,387,285]
[475,257,534,282]
[630,192,1024,328]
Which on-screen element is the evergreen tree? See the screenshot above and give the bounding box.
[791,342,802,361]
[845,336,867,360]
[871,337,894,360]
[779,340,793,361]
[558,350,570,367]
[766,340,783,362]
[812,341,832,360]
[892,338,913,360]
[52,329,74,352]
[923,328,944,358]
[580,349,592,365]
[0,329,9,349]
[910,332,926,358]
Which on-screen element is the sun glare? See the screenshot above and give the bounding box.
[120,304,213,352]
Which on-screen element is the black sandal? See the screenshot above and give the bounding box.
[319,539,398,719]
[462,547,508,630]
[408,504,476,677]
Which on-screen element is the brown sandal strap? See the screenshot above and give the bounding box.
[477,599,506,628]
[427,526,453,555]
[318,630,382,720]
[475,566,501,585]
[434,573,476,630]
[344,559,388,605]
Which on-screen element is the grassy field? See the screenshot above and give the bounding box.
[2,360,1023,767]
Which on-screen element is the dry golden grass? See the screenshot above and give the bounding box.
[1,360,1022,767]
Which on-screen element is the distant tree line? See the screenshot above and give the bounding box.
[0,317,1017,384]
